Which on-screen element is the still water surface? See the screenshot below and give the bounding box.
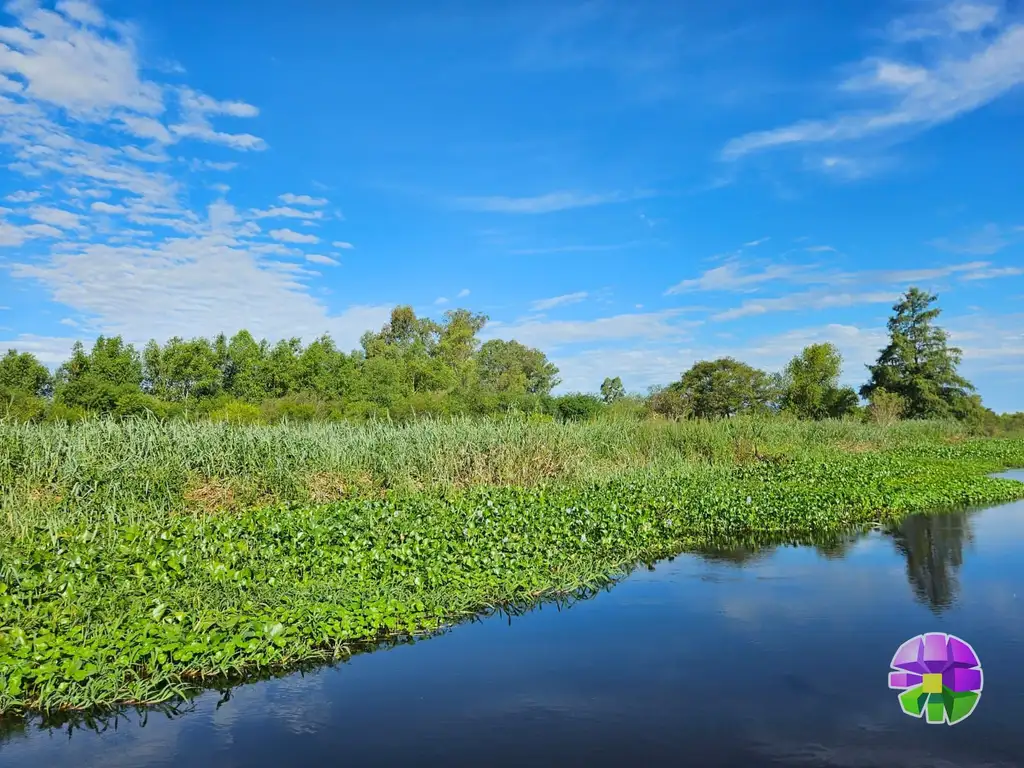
[3,472,1023,767]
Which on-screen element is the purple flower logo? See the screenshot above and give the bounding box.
[888,632,983,725]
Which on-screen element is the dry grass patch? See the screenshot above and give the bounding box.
[183,478,239,514]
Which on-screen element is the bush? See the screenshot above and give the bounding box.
[0,390,47,423]
[553,393,604,422]
[114,391,166,420]
[867,388,905,426]
[210,400,263,424]
[45,402,90,423]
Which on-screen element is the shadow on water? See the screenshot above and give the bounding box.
[0,505,982,744]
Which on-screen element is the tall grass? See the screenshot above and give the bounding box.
[0,415,968,537]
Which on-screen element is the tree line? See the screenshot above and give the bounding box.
[0,287,1019,429]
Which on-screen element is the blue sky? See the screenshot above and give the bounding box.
[0,0,1022,411]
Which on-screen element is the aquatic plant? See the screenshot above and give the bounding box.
[1,436,1022,715]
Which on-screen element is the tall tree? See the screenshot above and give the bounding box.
[860,288,974,418]
[780,343,858,419]
[600,376,625,403]
[224,330,270,402]
[146,337,223,402]
[0,349,52,397]
[671,358,776,419]
[475,339,560,395]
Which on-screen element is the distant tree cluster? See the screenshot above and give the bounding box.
[0,288,1017,428]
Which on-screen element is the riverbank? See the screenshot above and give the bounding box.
[1,420,1024,715]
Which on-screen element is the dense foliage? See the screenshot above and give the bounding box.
[1,287,1017,426]
[2,435,1022,715]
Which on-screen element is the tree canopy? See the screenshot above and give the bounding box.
[780,343,859,419]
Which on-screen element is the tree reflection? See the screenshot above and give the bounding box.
[888,511,973,613]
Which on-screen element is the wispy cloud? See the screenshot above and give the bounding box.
[707,260,998,320]
[269,228,320,244]
[485,309,699,349]
[251,206,324,221]
[722,2,1024,161]
[930,223,1017,255]
[666,262,821,295]
[457,288,471,298]
[744,237,770,247]
[304,254,339,266]
[530,291,589,311]
[280,193,328,207]
[332,241,354,249]
[510,241,646,254]
[713,290,900,321]
[453,190,651,214]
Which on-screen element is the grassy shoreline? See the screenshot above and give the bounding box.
[2,419,1024,715]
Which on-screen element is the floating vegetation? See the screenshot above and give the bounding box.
[1,423,1022,716]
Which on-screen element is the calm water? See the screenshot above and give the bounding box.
[3,472,1024,768]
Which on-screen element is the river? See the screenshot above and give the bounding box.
[3,471,1023,767]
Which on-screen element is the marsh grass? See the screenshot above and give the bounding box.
[1,415,967,536]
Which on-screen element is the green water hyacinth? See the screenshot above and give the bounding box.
[1,438,1023,716]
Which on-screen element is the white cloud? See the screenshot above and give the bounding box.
[188,160,239,172]
[960,265,1024,280]
[0,1,164,116]
[304,254,339,266]
[171,121,266,151]
[280,193,328,206]
[930,223,1016,255]
[28,205,81,229]
[723,9,1024,160]
[666,262,818,294]
[332,241,354,249]
[170,87,265,151]
[550,322,888,393]
[4,190,41,202]
[434,296,449,305]
[485,309,697,348]
[116,115,174,144]
[10,233,391,351]
[713,290,900,321]
[743,237,770,247]
[0,221,29,246]
[269,228,319,244]
[24,223,64,238]
[531,291,589,311]
[454,190,650,214]
[252,206,323,220]
[457,288,471,298]
[90,201,126,214]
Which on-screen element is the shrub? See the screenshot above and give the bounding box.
[210,400,263,424]
[553,393,604,422]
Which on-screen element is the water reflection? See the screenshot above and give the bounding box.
[888,510,972,613]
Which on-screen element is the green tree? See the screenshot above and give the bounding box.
[672,358,776,419]
[861,288,974,418]
[0,349,52,397]
[476,339,560,395]
[55,336,143,413]
[600,376,625,403]
[780,343,859,419]
[144,337,222,402]
[223,330,270,402]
